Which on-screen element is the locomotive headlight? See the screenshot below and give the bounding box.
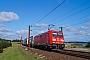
[61,40,64,42]
[53,42,55,43]
[53,39,56,41]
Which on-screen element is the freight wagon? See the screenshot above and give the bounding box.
[22,38,28,46]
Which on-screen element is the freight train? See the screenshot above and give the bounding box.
[23,29,65,50]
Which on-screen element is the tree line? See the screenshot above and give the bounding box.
[0,38,12,53]
[85,42,90,48]
[12,39,20,42]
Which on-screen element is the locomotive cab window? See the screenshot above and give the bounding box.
[52,32,57,36]
[58,33,63,37]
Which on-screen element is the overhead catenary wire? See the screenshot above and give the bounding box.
[31,27,47,31]
[33,14,90,32]
[69,19,90,26]
[33,0,90,27]
[36,0,66,23]
[50,0,90,23]
[53,6,90,24]
[54,14,90,27]
[63,14,90,25]
[63,19,90,28]
[31,0,90,34]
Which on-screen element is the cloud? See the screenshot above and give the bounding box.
[74,31,86,35]
[64,25,88,40]
[0,32,18,40]
[80,26,88,30]
[0,31,3,35]
[86,21,90,26]
[0,24,4,27]
[34,23,48,27]
[86,34,90,36]
[37,30,45,34]
[65,26,87,32]
[31,31,44,36]
[0,27,12,32]
[31,29,48,36]
[16,30,28,35]
[4,33,16,38]
[64,26,79,32]
[0,11,19,22]
[16,30,29,39]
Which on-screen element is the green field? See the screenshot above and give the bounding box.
[65,43,90,50]
[0,42,45,60]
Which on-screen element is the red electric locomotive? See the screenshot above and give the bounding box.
[34,29,65,50]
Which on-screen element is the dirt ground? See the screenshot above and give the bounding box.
[27,48,90,60]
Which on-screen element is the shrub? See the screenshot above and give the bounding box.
[85,42,90,48]
[0,48,3,53]
[10,43,12,47]
[65,44,84,48]
[0,41,3,53]
[0,38,12,53]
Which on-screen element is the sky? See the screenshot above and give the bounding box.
[0,0,90,42]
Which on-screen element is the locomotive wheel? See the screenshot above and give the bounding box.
[60,47,64,50]
[47,46,51,51]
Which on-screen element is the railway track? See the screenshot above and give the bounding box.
[31,46,90,59]
[21,45,90,60]
[52,49,90,59]
[30,46,90,59]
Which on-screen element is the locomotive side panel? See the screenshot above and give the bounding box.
[48,31,52,45]
[33,30,65,50]
[34,32,50,45]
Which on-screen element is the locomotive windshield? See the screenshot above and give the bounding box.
[52,32,57,36]
[52,32,63,37]
[58,33,63,37]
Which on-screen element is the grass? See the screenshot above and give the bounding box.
[0,42,45,60]
[65,43,84,48]
[83,47,90,50]
[65,43,90,50]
